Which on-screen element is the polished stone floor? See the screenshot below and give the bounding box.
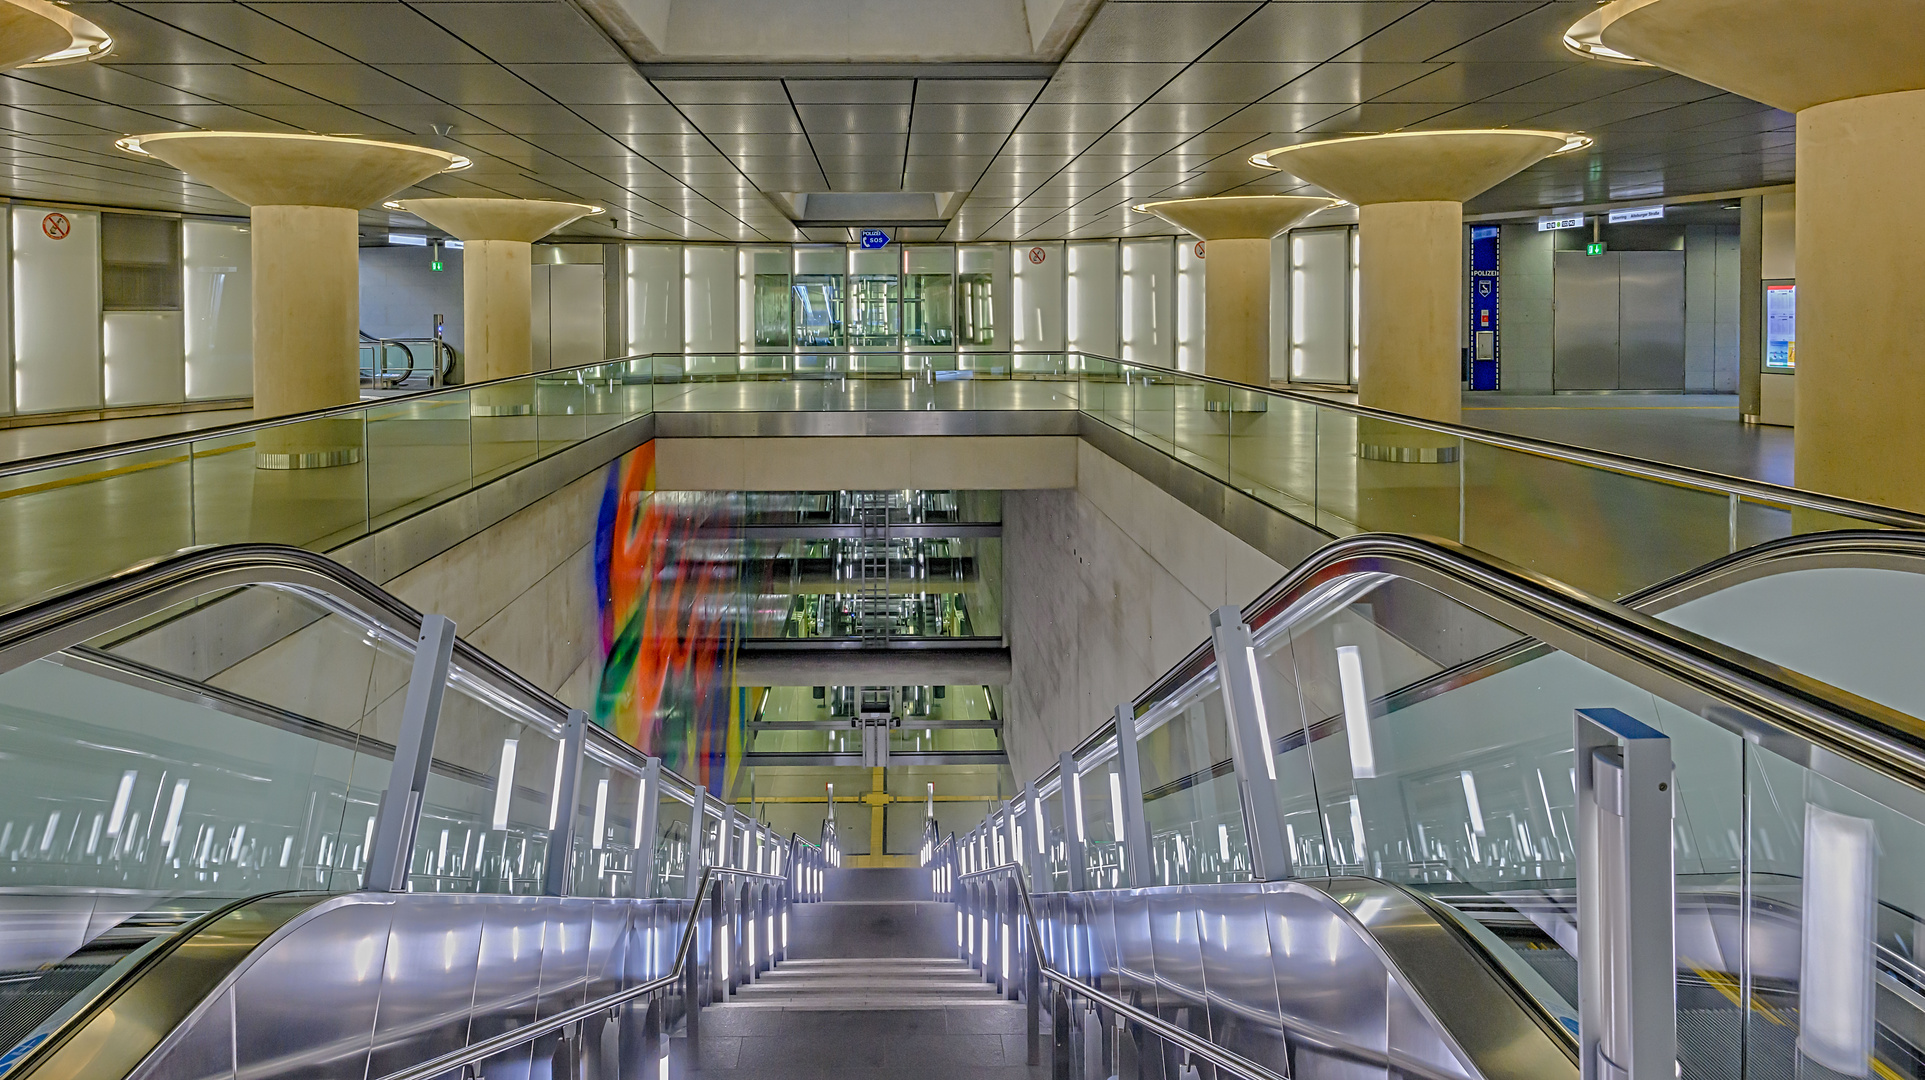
[1461,393,1792,486]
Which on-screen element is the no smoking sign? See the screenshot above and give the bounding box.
[1027,247,1046,264]
[41,213,69,240]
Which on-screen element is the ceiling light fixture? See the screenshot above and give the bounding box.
[1561,7,1653,65]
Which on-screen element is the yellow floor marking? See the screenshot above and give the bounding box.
[0,440,256,502]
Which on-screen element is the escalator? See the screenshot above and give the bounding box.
[949,528,1925,1080]
[0,545,826,1080]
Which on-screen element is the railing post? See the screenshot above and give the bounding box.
[1576,707,1675,1080]
[687,790,709,900]
[1210,607,1293,881]
[631,757,660,899]
[1112,705,1154,889]
[543,709,588,896]
[1059,752,1089,891]
[364,614,457,892]
[723,805,740,869]
[1024,783,1050,890]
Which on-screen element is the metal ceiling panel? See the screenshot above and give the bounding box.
[675,103,802,134]
[132,4,354,64]
[1367,61,1567,103]
[247,4,490,64]
[913,79,1046,103]
[1013,101,1134,131]
[795,103,910,133]
[703,131,813,155]
[1034,63,1185,104]
[239,102,407,133]
[572,104,698,133]
[1330,3,1543,63]
[351,103,503,135]
[1262,62,1445,104]
[1301,102,1452,133]
[419,3,628,64]
[110,64,332,106]
[1064,2,1262,63]
[69,3,254,63]
[652,80,790,105]
[1112,102,1243,132]
[2,66,213,107]
[908,101,1029,132]
[137,102,305,131]
[1198,3,1423,64]
[243,63,443,105]
[906,131,1008,155]
[1204,101,1351,133]
[457,102,602,133]
[1427,0,1594,63]
[384,64,551,105]
[505,64,665,105]
[784,79,913,104]
[1151,62,1314,103]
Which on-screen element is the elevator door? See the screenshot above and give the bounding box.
[1552,250,1685,390]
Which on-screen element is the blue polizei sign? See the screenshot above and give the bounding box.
[859,229,889,249]
[1468,225,1500,390]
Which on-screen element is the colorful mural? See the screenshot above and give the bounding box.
[592,443,761,797]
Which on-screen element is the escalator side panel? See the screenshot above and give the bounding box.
[1085,892,1122,1000]
[1259,884,1389,1078]
[1147,891,1210,1044]
[535,898,594,1019]
[1193,885,1290,1073]
[1310,879,1574,1080]
[586,900,628,1002]
[1385,974,1474,1080]
[365,894,486,1080]
[231,899,394,1080]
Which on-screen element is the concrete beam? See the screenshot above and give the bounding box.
[734,645,1012,686]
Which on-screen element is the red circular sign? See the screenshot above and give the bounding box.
[41,213,69,240]
[1194,240,1206,259]
[1027,246,1046,264]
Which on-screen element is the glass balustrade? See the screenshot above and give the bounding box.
[0,349,1908,623]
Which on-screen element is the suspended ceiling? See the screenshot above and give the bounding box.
[0,0,1793,243]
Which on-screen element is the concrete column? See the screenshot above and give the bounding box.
[1593,0,1925,510]
[392,199,600,396]
[117,132,465,466]
[0,0,111,69]
[1255,130,1577,460]
[1137,195,1339,387]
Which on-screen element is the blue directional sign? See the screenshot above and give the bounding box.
[859,229,889,249]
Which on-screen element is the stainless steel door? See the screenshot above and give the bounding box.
[1553,250,1620,390]
[1616,251,1685,389]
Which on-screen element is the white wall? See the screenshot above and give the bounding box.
[103,312,183,406]
[1011,241,1064,352]
[1121,237,1175,367]
[681,244,733,354]
[13,206,101,414]
[626,243,681,354]
[1287,227,1349,385]
[1067,241,1119,360]
[184,220,252,402]
[1176,237,1204,373]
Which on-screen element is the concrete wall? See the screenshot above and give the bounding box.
[1497,224,1553,391]
[655,435,1078,491]
[1001,440,1288,781]
[1684,224,1741,392]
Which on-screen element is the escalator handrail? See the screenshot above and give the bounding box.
[1613,527,1925,611]
[371,867,786,1080]
[0,541,707,802]
[1046,531,1925,799]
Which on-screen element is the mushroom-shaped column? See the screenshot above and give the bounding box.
[393,198,600,394]
[1590,0,1925,511]
[1136,196,1339,387]
[118,133,466,465]
[1256,130,1576,459]
[0,0,111,67]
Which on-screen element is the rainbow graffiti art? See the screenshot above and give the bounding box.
[592,443,759,797]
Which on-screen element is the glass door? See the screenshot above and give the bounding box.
[792,247,844,363]
[848,246,901,367]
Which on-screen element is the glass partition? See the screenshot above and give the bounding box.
[904,246,956,349]
[792,247,843,349]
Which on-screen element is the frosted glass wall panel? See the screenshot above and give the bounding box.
[1011,241,1064,352]
[1289,227,1350,385]
[740,247,788,351]
[1067,241,1118,360]
[625,243,680,354]
[682,245,734,354]
[184,220,250,401]
[958,244,1008,352]
[104,311,184,405]
[13,206,101,414]
[1177,237,1205,373]
[549,263,605,367]
[1121,237,1174,368]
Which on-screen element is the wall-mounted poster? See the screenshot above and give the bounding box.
[1765,282,1796,370]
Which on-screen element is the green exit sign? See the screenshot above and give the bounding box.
[1586,241,1607,256]
[431,259,444,272]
